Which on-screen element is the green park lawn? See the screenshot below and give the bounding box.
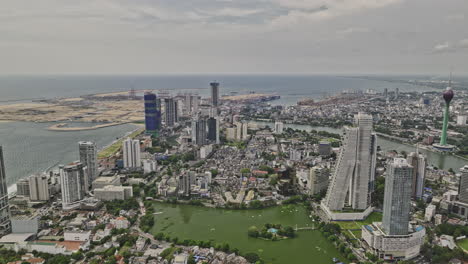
[98,128,144,158]
[332,212,383,239]
[457,239,468,252]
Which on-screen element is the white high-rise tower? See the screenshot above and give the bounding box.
[123,138,141,169]
[60,162,87,208]
[0,147,11,235]
[79,141,98,188]
[321,113,377,220]
[274,121,284,134]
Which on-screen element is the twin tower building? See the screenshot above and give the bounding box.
[321,112,377,220]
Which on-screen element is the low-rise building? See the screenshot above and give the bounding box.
[425,204,436,222]
[92,175,121,190]
[142,160,157,174]
[318,141,332,156]
[94,185,133,201]
[11,215,39,234]
[110,217,130,229]
[64,230,91,242]
[362,222,425,261]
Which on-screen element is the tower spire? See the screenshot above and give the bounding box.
[449,70,452,88]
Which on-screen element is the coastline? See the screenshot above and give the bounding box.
[3,121,142,195]
[47,122,129,131]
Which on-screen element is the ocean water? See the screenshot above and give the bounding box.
[0,74,434,106]
[0,74,451,192]
[0,121,139,192]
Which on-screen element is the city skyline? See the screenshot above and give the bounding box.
[1,0,468,261]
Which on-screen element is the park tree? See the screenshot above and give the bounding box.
[248,226,259,238]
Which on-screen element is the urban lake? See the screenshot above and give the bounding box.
[150,202,344,264]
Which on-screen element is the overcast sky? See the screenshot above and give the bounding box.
[1,0,467,75]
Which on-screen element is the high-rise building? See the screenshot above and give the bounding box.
[192,118,207,146]
[322,113,377,218]
[185,94,200,115]
[207,117,220,144]
[16,179,30,197]
[155,97,162,128]
[29,174,50,201]
[192,95,199,114]
[164,98,177,127]
[234,122,248,141]
[79,141,98,187]
[383,88,388,98]
[178,174,191,196]
[122,138,141,169]
[60,162,87,207]
[458,166,468,203]
[395,88,399,99]
[407,151,426,199]
[0,147,11,234]
[226,127,236,141]
[308,166,330,195]
[382,158,413,235]
[242,122,248,140]
[144,92,161,134]
[210,82,220,107]
[274,121,284,134]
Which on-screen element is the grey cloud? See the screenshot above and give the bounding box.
[433,39,468,53]
[1,0,468,74]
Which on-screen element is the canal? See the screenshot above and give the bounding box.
[150,202,344,264]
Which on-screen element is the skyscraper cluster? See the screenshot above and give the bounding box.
[189,82,222,146]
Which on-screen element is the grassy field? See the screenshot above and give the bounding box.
[98,128,144,158]
[457,239,468,252]
[332,212,383,239]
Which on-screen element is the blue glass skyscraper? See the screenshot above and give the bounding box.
[144,92,161,135]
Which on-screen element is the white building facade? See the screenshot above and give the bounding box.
[123,138,141,169]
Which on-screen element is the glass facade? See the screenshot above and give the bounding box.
[144,92,161,134]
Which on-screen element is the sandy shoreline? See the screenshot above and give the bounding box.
[47,122,128,131]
